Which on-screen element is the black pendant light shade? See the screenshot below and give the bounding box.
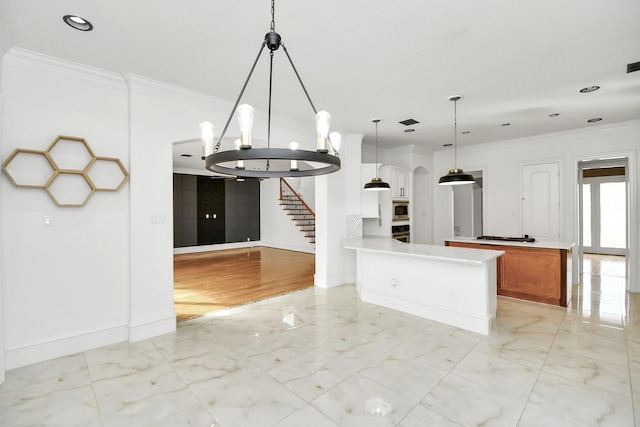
[201,0,340,178]
[438,168,475,185]
[364,118,390,191]
[364,177,390,191]
[439,95,474,186]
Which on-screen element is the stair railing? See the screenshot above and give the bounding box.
[279,178,315,217]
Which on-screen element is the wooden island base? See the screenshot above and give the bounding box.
[445,239,572,307]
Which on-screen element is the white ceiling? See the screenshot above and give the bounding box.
[2,0,639,164]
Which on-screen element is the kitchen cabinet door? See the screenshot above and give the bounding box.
[391,167,410,200]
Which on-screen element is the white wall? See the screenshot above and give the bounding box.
[1,50,132,368]
[315,133,361,288]
[433,120,640,292]
[0,92,4,382]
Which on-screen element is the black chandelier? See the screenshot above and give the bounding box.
[201,0,341,178]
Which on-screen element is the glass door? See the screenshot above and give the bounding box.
[582,175,627,255]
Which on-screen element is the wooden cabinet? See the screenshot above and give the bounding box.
[445,240,570,306]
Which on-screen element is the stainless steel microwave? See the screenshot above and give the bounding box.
[392,200,409,221]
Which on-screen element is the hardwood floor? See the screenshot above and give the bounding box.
[173,246,315,321]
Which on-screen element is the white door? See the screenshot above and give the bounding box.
[522,162,560,240]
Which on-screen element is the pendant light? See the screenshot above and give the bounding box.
[438,95,475,185]
[364,118,390,191]
[201,0,340,178]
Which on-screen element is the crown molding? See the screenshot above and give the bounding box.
[122,73,231,111]
[452,119,640,155]
[4,48,126,92]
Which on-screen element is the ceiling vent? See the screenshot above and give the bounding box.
[399,118,419,126]
[627,61,640,73]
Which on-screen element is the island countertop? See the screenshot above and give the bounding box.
[342,236,503,334]
[343,236,504,264]
[444,236,574,251]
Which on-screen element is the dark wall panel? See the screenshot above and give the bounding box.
[197,176,226,245]
[173,174,198,247]
[225,179,260,242]
[173,174,261,247]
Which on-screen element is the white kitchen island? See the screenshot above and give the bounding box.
[342,237,504,334]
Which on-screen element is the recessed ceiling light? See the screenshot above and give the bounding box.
[587,118,602,123]
[580,86,600,93]
[501,123,511,126]
[443,143,453,147]
[549,113,559,117]
[462,131,470,134]
[180,154,193,157]
[404,129,415,133]
[63,15,93,31]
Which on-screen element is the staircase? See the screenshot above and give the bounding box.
[279,178,315,244]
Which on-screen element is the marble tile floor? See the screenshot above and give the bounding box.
[1,256,638,426]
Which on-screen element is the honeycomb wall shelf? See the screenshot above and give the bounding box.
[1,149,55,188]
[1,135,129,206]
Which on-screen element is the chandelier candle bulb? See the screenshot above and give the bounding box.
[200,121,215,157]
[289,141,300,171]
[234,139,245,169]
[237,104,254,148]
[329,132,341,154]
[315,111,331,153]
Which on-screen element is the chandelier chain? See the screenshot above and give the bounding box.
[271,0,276,32]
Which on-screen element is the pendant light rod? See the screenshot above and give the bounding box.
[449,94,461,168]
[374,118,380,167]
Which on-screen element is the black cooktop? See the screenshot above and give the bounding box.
[476,235,536,243]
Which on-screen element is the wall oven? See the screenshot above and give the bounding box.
[392,200,409,221]
[392,224,410,243]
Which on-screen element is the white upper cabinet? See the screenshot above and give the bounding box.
[389,166,411,200]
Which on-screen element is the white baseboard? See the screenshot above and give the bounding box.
[128,314,176,342]
[5,325,129,370]
[173,241,261,254]
[314,272,346,288]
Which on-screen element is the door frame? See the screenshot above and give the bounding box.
[574,151,637,292]
[581,173,627,256]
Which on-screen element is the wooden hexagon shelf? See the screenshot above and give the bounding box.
[46,135,96,171]
[45,170,95,207]
[85,157,130,191]
[1,135,128,207]
[1,149,56,188]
